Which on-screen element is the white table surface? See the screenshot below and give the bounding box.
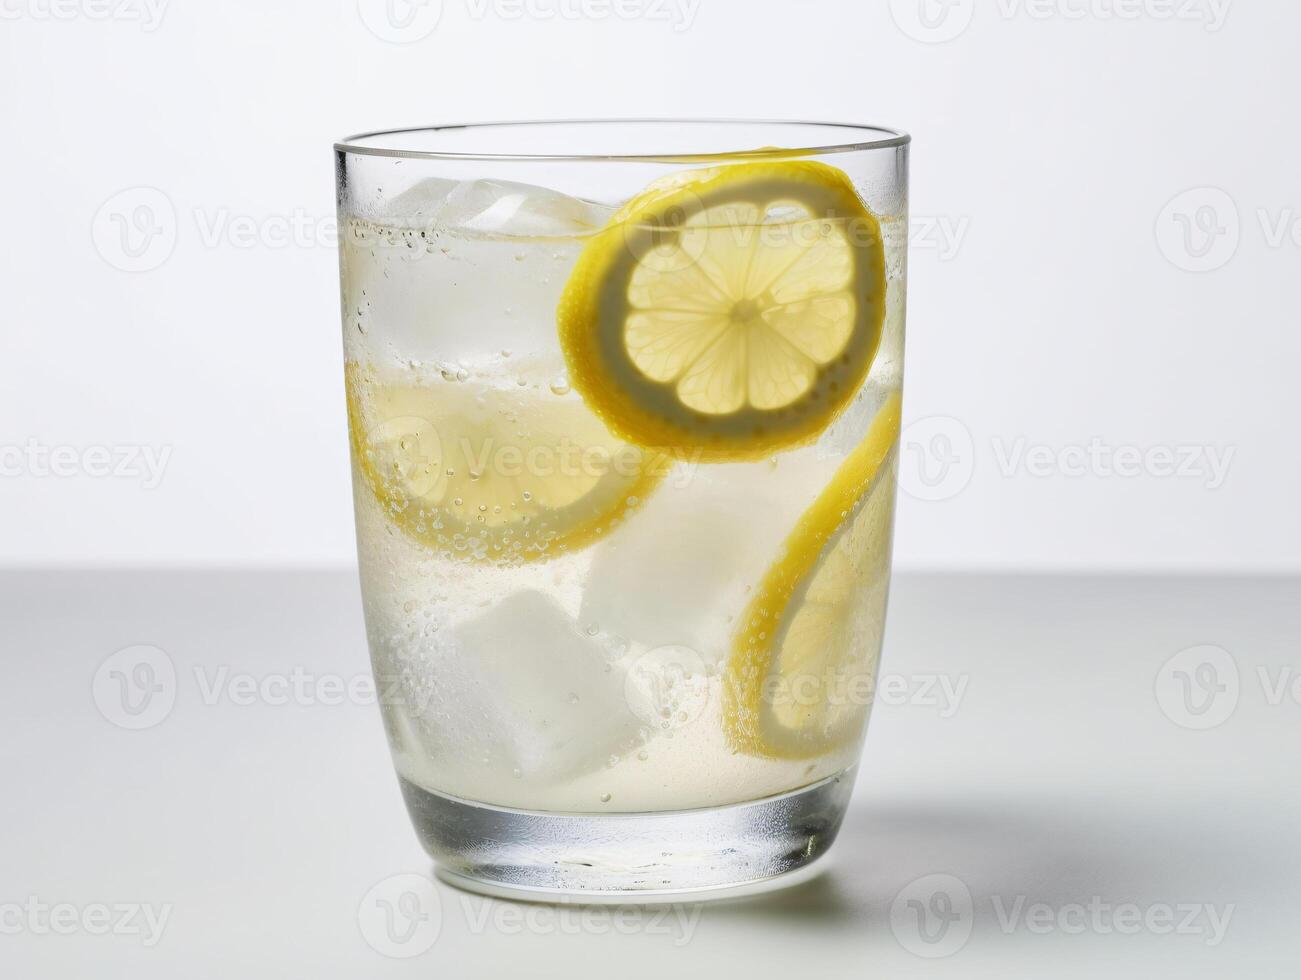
[3,570,1298,977]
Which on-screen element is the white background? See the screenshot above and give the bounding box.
[2,0,1297,571]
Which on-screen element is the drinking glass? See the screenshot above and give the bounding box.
[335,120,909,900]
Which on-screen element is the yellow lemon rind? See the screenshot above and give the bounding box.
[722,391,902,759]
[345,362,667,565]
[558,160,888,463]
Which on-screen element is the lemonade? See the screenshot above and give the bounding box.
[336,122,908,895]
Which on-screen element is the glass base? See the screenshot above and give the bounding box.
[399,770,855,902]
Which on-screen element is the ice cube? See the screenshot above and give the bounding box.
[379,176,461,228]
[579,456,836,657]
[410,591,644,783]
[370,176,613,238]
[437,179,615,239]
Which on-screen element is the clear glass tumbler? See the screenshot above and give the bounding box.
[335,120,909,900]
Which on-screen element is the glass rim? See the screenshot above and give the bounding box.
[334,118,911,163]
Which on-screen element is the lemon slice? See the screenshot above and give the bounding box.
[723,392,902,759]
[558,160,887,461]
[346,363,666,564]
